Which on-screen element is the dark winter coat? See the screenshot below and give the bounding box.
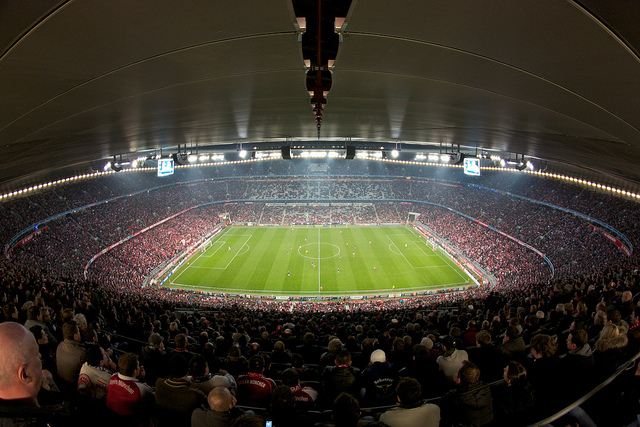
[440,382,493,426]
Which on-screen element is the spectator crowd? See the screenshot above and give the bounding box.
[1,160,640,425]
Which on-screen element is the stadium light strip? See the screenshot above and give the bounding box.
[0,157,273,200]
[375,158,640,200]
[1,156,639,201]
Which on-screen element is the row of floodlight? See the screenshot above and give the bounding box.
[105,153,228,171]
[284,149,399,159]
[1,154,637,201]
[414,153,535,171]
[240,148,400,160]
[105,147,374,171]
[183,154,225,163]
[415,153,453,162]
[0,172,104,200]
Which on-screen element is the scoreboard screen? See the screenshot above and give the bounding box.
[463,157,481,176]
[157,158,175,177]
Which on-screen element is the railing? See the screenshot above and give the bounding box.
[526,350,640,426]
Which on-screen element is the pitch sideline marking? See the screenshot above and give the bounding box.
[169,279,472,294]
[434,248,469,282]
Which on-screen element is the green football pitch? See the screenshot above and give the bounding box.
[164,225,474,296]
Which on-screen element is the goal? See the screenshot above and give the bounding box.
[201,241,213,252]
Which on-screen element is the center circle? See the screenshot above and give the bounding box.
[298,242,341,259]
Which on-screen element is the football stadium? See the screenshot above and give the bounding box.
[1,2,640,426]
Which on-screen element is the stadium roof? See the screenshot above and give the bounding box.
[2,1,640,192]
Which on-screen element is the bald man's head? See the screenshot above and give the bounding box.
[208,386,235,412]
[0,322,43,405]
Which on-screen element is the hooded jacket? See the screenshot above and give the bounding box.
[437,349,469,382]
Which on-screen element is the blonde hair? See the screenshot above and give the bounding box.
[599,324,620,340]
[595,323,628,352]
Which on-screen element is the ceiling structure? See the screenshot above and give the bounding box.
[1,0,640,193]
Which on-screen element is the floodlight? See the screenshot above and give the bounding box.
[239,150,248,159]
[452,153,465,165]
[172,153,188,165]
[391,150,399,158]
[110,161,123,172]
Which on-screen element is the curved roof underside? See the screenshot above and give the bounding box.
[1,0,640,192]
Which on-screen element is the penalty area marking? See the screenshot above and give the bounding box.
[387,236,447,269]
[177,236,251,279]
[188,243,250,270]
[412,241,444,260]
[211,236,251,269]
[387,235,416,269]
[201,241,225,258]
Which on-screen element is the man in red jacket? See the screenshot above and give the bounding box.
[106,353,155,426]
[236,355,276,407]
